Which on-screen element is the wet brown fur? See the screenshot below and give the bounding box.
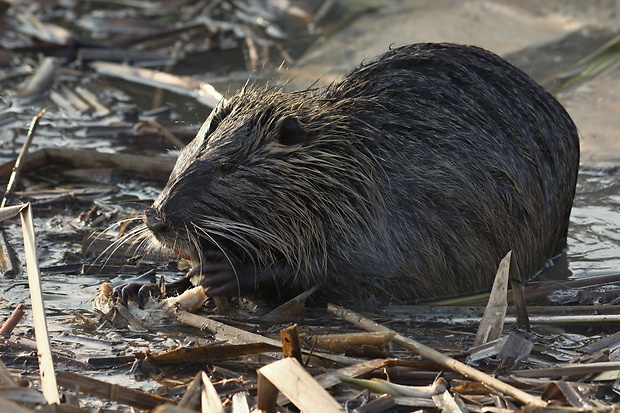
[143,43,580,305]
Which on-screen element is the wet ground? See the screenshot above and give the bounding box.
[1,0,620,405]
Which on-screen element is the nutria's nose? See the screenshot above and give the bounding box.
[144,207,170,234]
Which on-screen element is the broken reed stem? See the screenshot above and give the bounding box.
[473,250,511,346]
[21,203,60,404]
[509,276,531,330]
[328,304,548,409]
[280,324,303,364]
[0,359,19,388]
[145,120,185,150]
[0,303,26,336]
[56,371,172,410]
[2,109,45,208]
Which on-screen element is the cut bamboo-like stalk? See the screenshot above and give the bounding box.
[257,357,342,412]
[20,203,60,404]
[328,304,548,408]
[307,331,395,353]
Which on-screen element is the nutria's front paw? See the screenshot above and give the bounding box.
[112,282,160,309]
[186,251,239,296]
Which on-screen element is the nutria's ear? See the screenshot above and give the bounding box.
[276,116,309,146]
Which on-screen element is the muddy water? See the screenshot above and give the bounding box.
[569,168,620,276]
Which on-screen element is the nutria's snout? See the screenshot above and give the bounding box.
[144,207,170,235]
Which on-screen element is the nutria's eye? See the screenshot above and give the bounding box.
[218,162,237,174]
[277,116,309,146]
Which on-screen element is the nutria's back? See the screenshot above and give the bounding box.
[145,43,580,305]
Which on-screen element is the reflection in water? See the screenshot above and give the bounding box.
[567,168,620,277]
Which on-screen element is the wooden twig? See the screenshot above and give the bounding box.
[56,371,172,410]
[177,311,362,366]
[328,304,548,408]
[2,109,45,208]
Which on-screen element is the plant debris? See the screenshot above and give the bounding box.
[1,1,620,412]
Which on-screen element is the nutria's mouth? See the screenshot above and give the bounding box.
[172,247,191,261]
[174,236,232,270]
[144,206,227,265]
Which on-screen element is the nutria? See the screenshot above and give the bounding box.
[142,43,579,305]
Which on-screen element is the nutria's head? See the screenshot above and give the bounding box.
[143,86,386,285]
